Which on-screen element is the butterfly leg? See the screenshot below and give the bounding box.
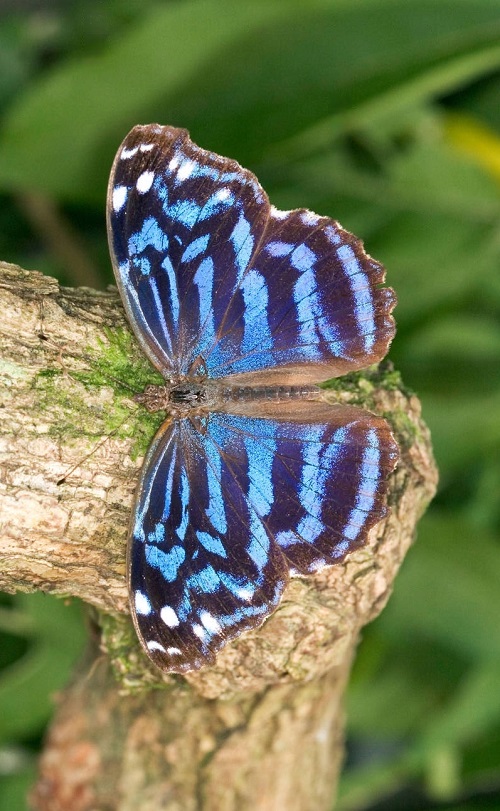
[187,354,208,379]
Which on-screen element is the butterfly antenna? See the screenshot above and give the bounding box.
[56,414,132,486]
[103,373,141,395]
[79,362,142,396]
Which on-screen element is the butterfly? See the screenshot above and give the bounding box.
[107,124,399,674]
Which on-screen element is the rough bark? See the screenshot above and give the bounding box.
[0,261,438,811]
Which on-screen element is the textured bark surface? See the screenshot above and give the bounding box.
[0,261,438,810]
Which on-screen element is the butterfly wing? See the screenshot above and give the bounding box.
[107,124,270,377]
[241,401,399,574]
[129,403,398,673]
[107,124,395,384]
[130,415,289,673]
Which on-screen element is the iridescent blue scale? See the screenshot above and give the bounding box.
[107,124,399,673]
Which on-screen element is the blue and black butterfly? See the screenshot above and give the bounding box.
[107,124,399,674]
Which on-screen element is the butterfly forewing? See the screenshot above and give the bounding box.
[107,123,399,674]
[107,125,270,377]
[107,125,395,385]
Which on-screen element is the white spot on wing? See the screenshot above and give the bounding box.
[169,156,180,172]
[121,145,139,159]
[112,185,128,212]
[270,205,290,220]
[136,171,155,194]
[177,159,196,181]
[167,646,182,656]
[140,143,154,152]
[214,188,231,202]
[325,224,341,245]
[192,624,207,641]
[135,590,152,615]
[200,611,222,634]
[160,606,179,627]
[147,640,166,653]
[301,210,320,225]
[236,587,254,601]
[308,557,326,572]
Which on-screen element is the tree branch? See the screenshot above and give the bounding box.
[0,261,437,810]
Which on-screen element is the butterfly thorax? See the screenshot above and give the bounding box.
[134,381,321,415]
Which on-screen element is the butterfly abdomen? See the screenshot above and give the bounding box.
[134,380,321,416]
[221,384,321,404]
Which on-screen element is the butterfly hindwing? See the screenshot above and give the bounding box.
[247,402,399,574]
[129,415,289,673]
[107,124,395,385]
[205,402,399,574]
[129,403,398,673]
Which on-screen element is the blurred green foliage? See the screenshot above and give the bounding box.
[1,1,500,808]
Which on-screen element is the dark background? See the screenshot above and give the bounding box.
[1,1,500,808]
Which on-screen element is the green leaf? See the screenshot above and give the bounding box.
[0,0,290,200]
[421,392,500,477]
[387,138,500,220]
[0,766,35,811]
[2,0,500,200]
[337,757,414,811]
[419,661,500,750]
[347,631,466,738]
[0,594,86,742]
[347,657,438,737]
[394,315,500,396]
[378,513,500,660]
[165,0,500,161]
[462,729,500,788]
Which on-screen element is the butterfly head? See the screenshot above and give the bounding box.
[133,384,171,413]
